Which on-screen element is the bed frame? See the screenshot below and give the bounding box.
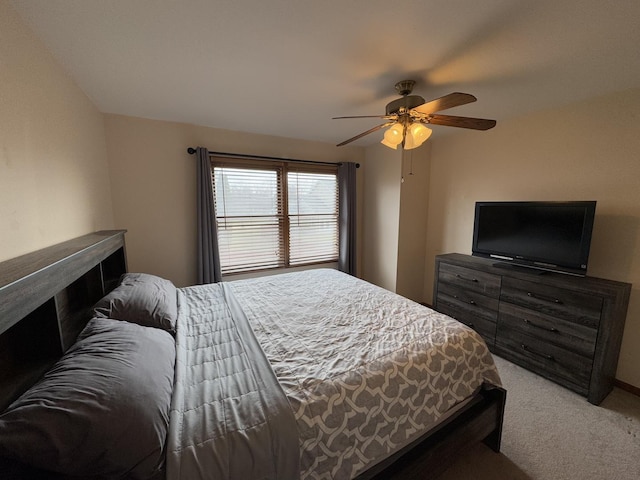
[0,230,506,479]
[0,230,128,412]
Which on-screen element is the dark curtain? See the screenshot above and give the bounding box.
[338,162,357,275]
[196,147,222,283]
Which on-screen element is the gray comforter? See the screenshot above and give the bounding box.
[166,269,501,480]
[165,283,299,480]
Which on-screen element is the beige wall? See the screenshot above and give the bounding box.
[423,87,640,388]
[396,145,431,302]
[360,143,431,301]
[104,114,364,287]
[0,0,114,261]
[361,145,402,292]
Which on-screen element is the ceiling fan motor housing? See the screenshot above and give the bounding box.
[385,95,425,115]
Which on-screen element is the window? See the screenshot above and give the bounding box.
[211,157,338,275]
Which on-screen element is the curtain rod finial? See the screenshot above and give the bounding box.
[187,147,197,155]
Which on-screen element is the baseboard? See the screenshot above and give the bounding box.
[614,379,640,397]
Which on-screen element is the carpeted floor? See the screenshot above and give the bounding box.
[438,356,640,480]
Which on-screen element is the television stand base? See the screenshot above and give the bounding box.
[491,262,547,275]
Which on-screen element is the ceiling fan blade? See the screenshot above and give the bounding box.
[332,115,390,119]
[413,92,477,114]
[427,114,496,130]
[336,123,392,146]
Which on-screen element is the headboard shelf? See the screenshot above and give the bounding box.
[0,230,127,410]
[55,264,106,351]
[0,300,61,411]
[0,230,127,335]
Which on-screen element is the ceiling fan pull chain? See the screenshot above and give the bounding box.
[409,150,414,176]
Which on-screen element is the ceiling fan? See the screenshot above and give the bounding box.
[333,80,496,150]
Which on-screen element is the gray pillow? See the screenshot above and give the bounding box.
[0,318,176,480]
[94,272,178,333]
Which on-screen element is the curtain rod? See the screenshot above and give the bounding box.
[187,147,359,168]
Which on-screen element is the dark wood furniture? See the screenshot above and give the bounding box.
[434,253,631,405]
[0,230,127,411]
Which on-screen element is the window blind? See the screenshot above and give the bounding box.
[213,166,285,274]
[287,171,338,265]
[211,159,338,274]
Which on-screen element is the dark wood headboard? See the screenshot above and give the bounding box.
[0,230,127,411]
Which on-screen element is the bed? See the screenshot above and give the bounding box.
[0,231,505,480]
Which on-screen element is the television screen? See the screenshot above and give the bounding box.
[472,201,596,275]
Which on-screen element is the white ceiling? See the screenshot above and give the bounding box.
[11,0,640,146]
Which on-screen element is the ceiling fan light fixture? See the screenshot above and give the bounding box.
[380,123,404,149]
[404,122,432,150]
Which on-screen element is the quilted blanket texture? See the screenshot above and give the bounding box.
[165,283,299,480]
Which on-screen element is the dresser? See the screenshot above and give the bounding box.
[433,253,631,405]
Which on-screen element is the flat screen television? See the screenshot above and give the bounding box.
[472,201,597,276]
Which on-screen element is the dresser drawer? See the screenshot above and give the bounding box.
[500,277,602,328]
[438,263,501,298]
[495,327,591,395]
[436,283,498,345]
[498,302,597,358]
[436,300,497,345]
[437,282,499,320]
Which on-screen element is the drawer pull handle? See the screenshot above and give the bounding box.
[521,343,555,361]
[456,274,478,283]
[527,292,563,304]
[451,295,476,306]
[523,318,559,333]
